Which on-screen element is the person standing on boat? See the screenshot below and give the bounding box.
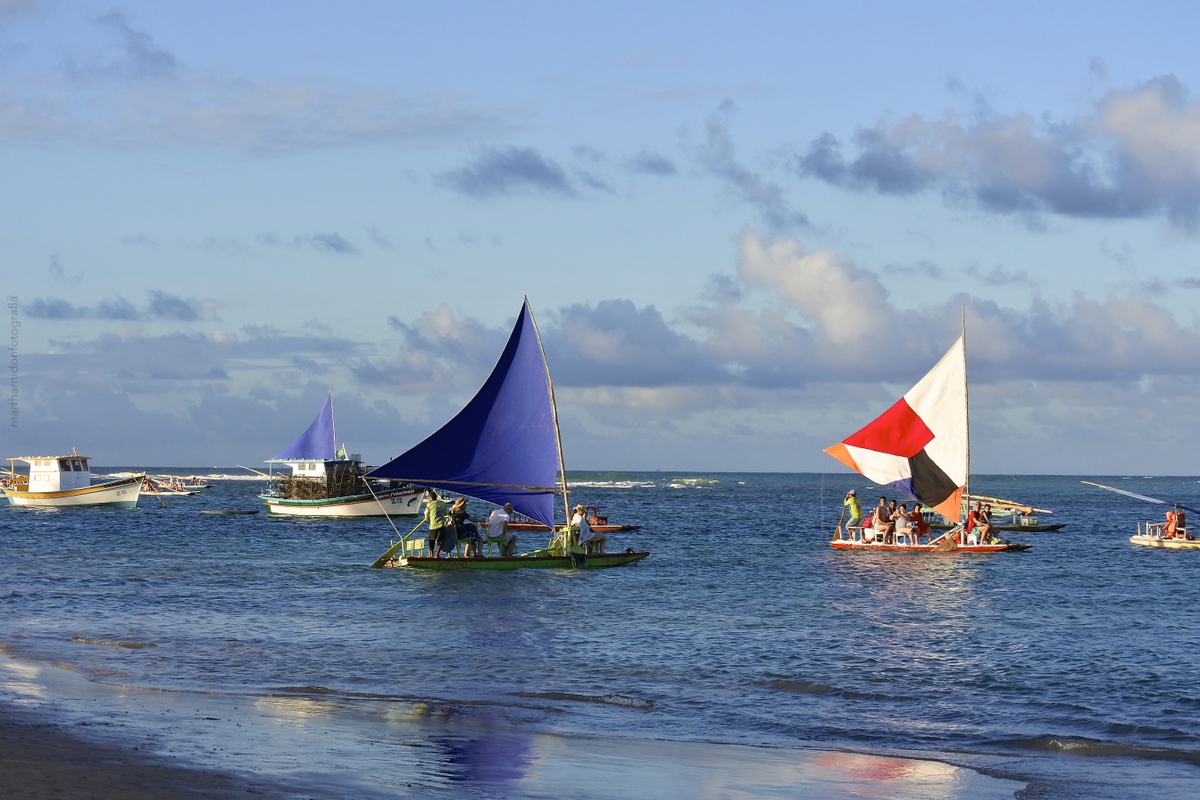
[487,502,518,557]
[423,489,449,557]
[571,504,607,554]
[843,490,863,531]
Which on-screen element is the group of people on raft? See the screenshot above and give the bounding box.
[842,490,1003,545]
[420,489,608,558]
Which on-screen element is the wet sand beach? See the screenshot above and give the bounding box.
[0,654,1023,799]
[0,701,295,800]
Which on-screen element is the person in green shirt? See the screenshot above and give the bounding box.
[843,489,863,531]
[423,489,449,557]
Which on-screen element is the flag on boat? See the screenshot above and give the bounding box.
[366,300,561,528]
[273,392,336,461]
[824,337,967,521]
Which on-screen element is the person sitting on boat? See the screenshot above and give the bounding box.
[450,497,484,557]
[1162,509,1183,538]
[423,489,450,557]
[571,503,607,554]
[843,490,863,531]
[487,502,518,557]
[893,503,916,542]
[872,497,893,542]
[907,505,931,543]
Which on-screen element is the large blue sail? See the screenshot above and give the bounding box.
[273,393,336,461]
[367,300,560,528]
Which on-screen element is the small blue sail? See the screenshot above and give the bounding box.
[367,300,560,528]
[274,393,336,461]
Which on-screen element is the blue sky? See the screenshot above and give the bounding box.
[5,1,1200,474]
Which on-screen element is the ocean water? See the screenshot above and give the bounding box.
[2,471,1199,798]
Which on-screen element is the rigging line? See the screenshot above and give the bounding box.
[364,479,404,541]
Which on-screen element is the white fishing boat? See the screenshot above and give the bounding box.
[824,321,1030,554]
[3,451,142,508]
[1083,481,1200,549]
[260,393,424,517]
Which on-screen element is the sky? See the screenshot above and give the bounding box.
[5,1,1200,475]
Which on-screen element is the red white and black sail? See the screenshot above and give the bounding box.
[824,337,968,521]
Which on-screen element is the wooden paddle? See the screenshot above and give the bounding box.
[370,520,426,569]
[932,536,957,552]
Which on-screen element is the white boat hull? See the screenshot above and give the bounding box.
[4,476,143,508]
[262,487,424,517]
[1130,535,1200,550]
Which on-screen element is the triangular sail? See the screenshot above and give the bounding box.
[273,392,336,461]
[367,300,560,528]
[824,337,967,521]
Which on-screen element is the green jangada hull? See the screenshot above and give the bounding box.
[394,551,649,571]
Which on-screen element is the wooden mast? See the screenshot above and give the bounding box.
[525,297,570,523]
[962,306,970,526]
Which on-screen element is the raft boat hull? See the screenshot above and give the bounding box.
[830,540,1031,553]
[394,551,650,570]
[1130,535,1200,550]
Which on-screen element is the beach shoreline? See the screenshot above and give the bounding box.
[0,652,1024,799]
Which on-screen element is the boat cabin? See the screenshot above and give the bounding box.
[8,454,92,492]
[266,456,370,500]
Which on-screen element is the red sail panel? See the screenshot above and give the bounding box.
[842,398,934,459]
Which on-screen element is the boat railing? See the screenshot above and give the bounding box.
[1142,521,1189,540]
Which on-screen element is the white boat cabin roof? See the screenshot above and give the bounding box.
[9,454,92,468]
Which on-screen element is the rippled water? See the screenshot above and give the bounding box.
[2,471,1199,798]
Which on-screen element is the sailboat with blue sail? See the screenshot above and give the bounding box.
[260,393,424,517]
[367,298,649,570]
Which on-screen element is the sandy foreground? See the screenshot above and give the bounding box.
[0,654,1024,799]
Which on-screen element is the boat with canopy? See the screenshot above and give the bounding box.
[823,322,1030,553]
[1084,481,1200,549]
[259,393,424,517]
[367,298,649,570]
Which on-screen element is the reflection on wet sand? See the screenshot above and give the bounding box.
[0,654,1022,799]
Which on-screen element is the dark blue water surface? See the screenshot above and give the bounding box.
[2,471,1199,798]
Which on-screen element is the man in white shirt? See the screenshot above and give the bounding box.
[487,502,518,557]
[571,504,607,554]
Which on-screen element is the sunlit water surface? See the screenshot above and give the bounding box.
[2,471,1199,798]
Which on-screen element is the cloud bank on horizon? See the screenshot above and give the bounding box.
[5,2,1200,475]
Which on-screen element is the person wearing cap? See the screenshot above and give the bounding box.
[571,504,607,554]
[843,489,863,531]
